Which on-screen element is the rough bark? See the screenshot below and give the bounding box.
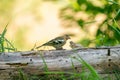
[0,47,120,79]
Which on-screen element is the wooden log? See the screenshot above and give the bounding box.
[0,47,120,79]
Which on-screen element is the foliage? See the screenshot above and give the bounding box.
[72,54,101,80]
[0,25,16,52]
[59,0,120,47]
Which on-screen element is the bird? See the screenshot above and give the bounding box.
[69,41,83,49]
[36,35,70,50]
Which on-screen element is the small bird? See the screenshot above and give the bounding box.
[36,35,70,50]
[69,41,83,49]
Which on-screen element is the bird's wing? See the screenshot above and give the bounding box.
[46,37,65,45]
[36,36,65,49]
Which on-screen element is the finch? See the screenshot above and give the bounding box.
[36,35,70,50]
[69,41,83,49]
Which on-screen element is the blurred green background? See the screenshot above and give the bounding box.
[0,0,120,51]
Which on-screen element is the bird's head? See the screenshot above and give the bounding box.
[70,41,74,44]
[64,35,71,40]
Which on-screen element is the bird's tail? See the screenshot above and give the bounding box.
[35,43,46,49]
[36,44,45,49]
[35,45,42,49]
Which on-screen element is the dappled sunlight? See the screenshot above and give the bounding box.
[1,0,79,50]
[0,0,115,50]
[0,1,120,80]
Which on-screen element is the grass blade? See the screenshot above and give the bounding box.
[72,54,101,80]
